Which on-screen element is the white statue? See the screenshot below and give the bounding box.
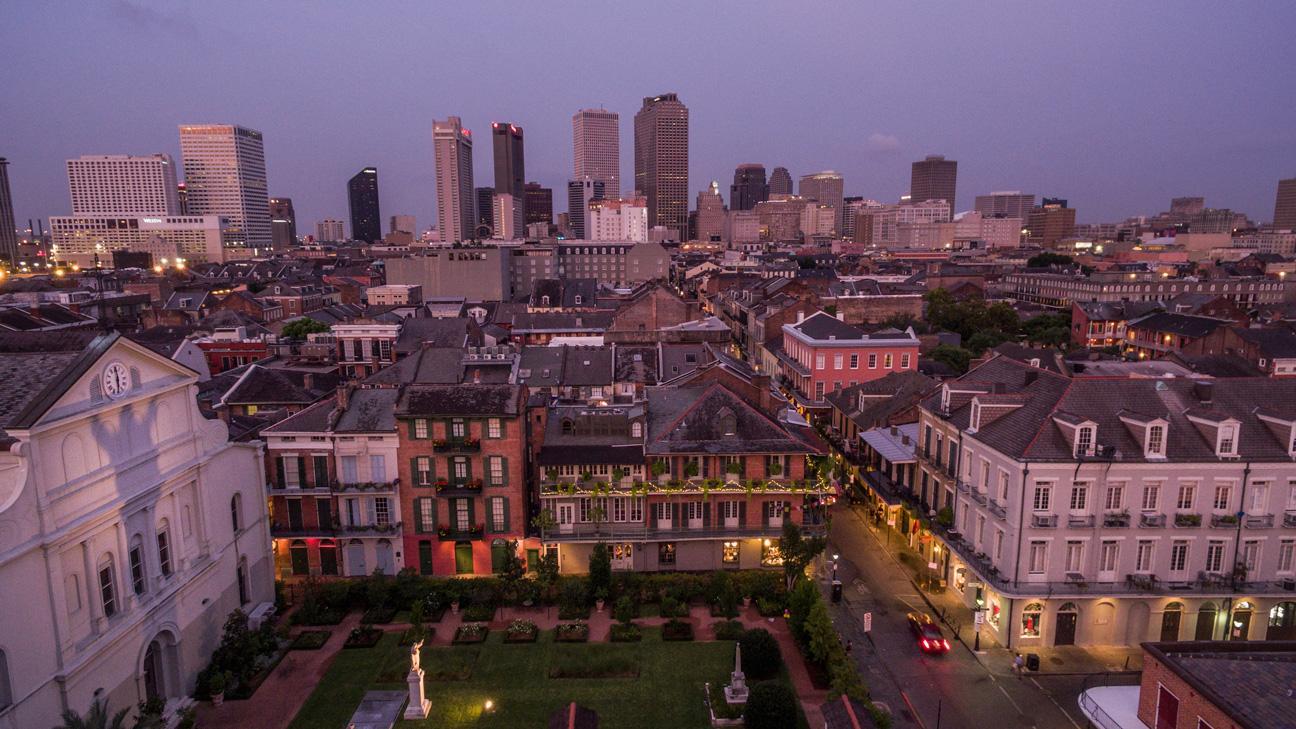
[409,639,422,671]
[724,643,748,705]
[404,639,430,719]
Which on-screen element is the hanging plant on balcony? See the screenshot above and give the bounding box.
[580,471,593,482]
[683,461,699,478]
[768,461,783,476]
[650,460,668,477]
[612,468,626,482]
[595,481,609,494]
[546,468,559,481]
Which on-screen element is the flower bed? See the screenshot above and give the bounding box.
[453,624,489,645]
[662,619,694,642]
[461,603,496,623]
[360,606,398,625]
[609,623,642,642]
[343,626,383,649]
[559,604,591,620]
[290,630,332,650]
[290,605,345,626]
[398,626,434,646]
[555,622,590,643]
[504,619,539,644]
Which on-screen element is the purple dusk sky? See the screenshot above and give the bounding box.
[2,0,1294,234]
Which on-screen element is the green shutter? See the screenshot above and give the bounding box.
[702,501,710,527]
[413,497,425,533]
[498,419,507,438]
[275,457,286,488]
[739,501,747,526]
[410,458,419,488]
[502,497,511,534]
[500,456,509,485]
[467,498,477,530]
[418,541,434,576]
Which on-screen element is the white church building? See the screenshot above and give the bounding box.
[0,332,273,727]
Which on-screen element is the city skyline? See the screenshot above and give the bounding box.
[2,2,1295,234]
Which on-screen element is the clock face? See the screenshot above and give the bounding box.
[102,362,130,398]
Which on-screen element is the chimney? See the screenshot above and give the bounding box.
[1194,381,1214,404]
[336,383,352,409]
[836,311,845,321]
[901,434,911,445]
[797,311,805,323]
[890,426,899,436]
[1024,370,1039,385]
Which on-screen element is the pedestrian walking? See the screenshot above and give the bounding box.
[1013,653,1024,678]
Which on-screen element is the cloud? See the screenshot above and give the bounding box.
[107,0,199,35]
[866,133,900,152]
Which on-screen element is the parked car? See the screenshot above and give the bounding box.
[906,611,950,654]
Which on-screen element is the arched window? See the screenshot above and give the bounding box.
[62,432,87,481]
[230,493,243,532]
[128,535,147,596]
[0,648,11,710]
[631,421,642,438]
[156,519,173,578]
[97,554,119,619]
[561,419,574,435]
[1021,602,1043,638]
[717,408,737,437]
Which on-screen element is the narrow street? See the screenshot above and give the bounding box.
[823,503,1136,729]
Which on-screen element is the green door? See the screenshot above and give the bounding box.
[491,539,508,574]
[418,541,434,576]
[290,543,310,575]
[455,541,475,575]
[526,548,540,573]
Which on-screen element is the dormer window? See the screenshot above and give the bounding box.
[969,402,981,433]
[717,408,737,437]
[1075,425,1095,457]
[1218,424,1238,457]
[631,421,642,438]
[1146,424,1166,458]
[541,295,550,307]
[574,295,583,305]
[940,385,950,412]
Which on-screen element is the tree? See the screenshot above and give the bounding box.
[499,539,526,586]
[739,628,782,680]
[588,543,612,600]
[54,699,162,729]
[778,519,826,592]
[1026,252,1073,268]
[743,682,798,729]
[929,345,972,374]
[787,580,818,643]
[536,549,559,589]
[281,318,331,339]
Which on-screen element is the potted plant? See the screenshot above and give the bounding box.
[208,671,228,706]
[595,587,608,612]
[684,461,700,479]
[450,597,461,615]
[651,460,668,481]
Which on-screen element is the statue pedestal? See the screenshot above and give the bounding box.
[403,668,430,719]
[724,642,748,704]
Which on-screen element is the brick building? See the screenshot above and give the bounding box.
[777,311,921,417]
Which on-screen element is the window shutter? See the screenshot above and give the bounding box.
[702,501,711,527]
[501,456,509,485]
[651,503,658,528]
[467,499,477,529]
[500,419,507,438]
[275,457,286,488]
[739,500,747,526]
[763,501,770,526]
[502,497,511,534]
[297,457,306,484]
[410,458,419,487]
[413,498,424,533]
[673,503,680,524]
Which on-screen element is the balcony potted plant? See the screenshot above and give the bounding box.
[768,461,783,477]
[684,461,699,479]
[651,460,669,482]
[208,671,228,706]
[612,467,626,484]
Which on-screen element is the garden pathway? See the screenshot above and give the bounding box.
[196,611,361,729]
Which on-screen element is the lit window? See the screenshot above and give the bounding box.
[722,541,739,564]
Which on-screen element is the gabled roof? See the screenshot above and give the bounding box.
[645,382,812,455]
[396,384,522,417]
[262,396,337,434]
[394,317,471,354]
[788,311,867,341]
[1231,327,1296,359]
[1127,311,1230,338]
[335,389,400,432]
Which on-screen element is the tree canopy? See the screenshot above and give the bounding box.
[281,318,331,339]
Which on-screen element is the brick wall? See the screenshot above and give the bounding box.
[1137,654,1239,729]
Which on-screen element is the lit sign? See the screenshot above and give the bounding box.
[142,218,162,223]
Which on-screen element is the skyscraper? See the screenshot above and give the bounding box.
[269,197,297,250]
[768,167,793,197]
[799,171,845,233]
[525,182,553,225]
[1026,198,1076,249]
[1275,178,1296,230]
[0,158,16,264]
[573,108,620,198]
[695,182,726,243]
[347,167,381,243]
[974,191,1035,220]
[179,124,272,252]
[491,123,525,238]
[66,154,180,216]
[567,177,605,240]
[634,93,689,239]
[433,116,474,243]
[730,164,768,211]
[910,155,957,219]
[315,218,345,243]
[475,187,495,238]
[176,182,188,214]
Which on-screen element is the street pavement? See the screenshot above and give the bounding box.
[821,504,1139,729]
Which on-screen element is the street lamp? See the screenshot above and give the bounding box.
[832,553,840,581]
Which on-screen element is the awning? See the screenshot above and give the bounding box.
[858,423,918,464]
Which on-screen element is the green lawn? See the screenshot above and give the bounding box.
[288,628,738,729]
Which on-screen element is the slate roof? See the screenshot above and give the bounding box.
[0,330,99,352]
[394,317,471,354]
[824,371,937,430]
[989,343,1068,374]
[396,384,522,417]
[1231,326,1296,358]
[335,389,399,432]
[203,363,332,407]
[1127,311,1230,338]
[364,347,467,386]
[0,332,120,441]
[658,343,712,381]
[516,346,565,387]
[1142,641,1296,729]
[509,311,614,333]
[645,382,814,455]
[929,357,1296,462]
[561,346,613,386]
[614,346,658,384]
[789,311,867,340]
[537,404,645,466]
[262,397,337,434]
[1075,300,1162,321]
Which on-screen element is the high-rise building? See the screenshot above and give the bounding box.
[316,218,345,242]
[910,155,957,220]
[492,122,526,237]
[1026,198,1077,249]
[474,186,495,238]
[633,93,689,239]
[179,124,271,252]
[49,214,228,266]
[572,108,620,198]
[1275,178,1296,230]
[66,154,180,216]
[0,157,16,264]
[492,193,521,240]
[432,116,474,243]
[1170,196,1206,217]
[567,177,605,239]
[588,197,649,242]
[268,196,297,250]
[524,182,553,225]
[390,215,416,236]
[730,164,768,211]
[768,167,793,196]
[176,182,188,214]
[974,191,1035,220]
[799,171,845,233]
[695,182,726,242]
[347,167,381,242]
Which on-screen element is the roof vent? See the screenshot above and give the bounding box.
[1194,381,1214,404]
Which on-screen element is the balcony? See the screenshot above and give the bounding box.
[536,520,827,544]
[1245,514,1275,529]
[1102,512,1131,528]
[1031,513,1058,528]
[969,490,988,506]
[1173,513,1202,528]
[955,479,971,494]
[1285,512,1296,528]
[987,501,1007,519]
[271,523,337,538]
[334,478,400,493]
[338,521,401,537]
[1210,513,1240,529]
[432,438,481,453]
[1139,513,1167,528]
[437,524,485,541]
[435,478,484,496]
[1068,514,1095,528]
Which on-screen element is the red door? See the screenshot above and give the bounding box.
[1155,685,1179,729]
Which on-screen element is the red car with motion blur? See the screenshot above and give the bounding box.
[906,612,950,654]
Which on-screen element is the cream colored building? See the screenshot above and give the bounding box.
[0,334,273,728]
[66,154,180,217]
[49,215,227,267]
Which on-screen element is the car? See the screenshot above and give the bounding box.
[906,611,950,654]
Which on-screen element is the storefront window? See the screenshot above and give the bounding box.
[658,542,676,566]
[1022,602,1043,638]
[987,597,1002,628]
[760,538,783,567]
[612,543,633,561]
[722,541,739,564]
